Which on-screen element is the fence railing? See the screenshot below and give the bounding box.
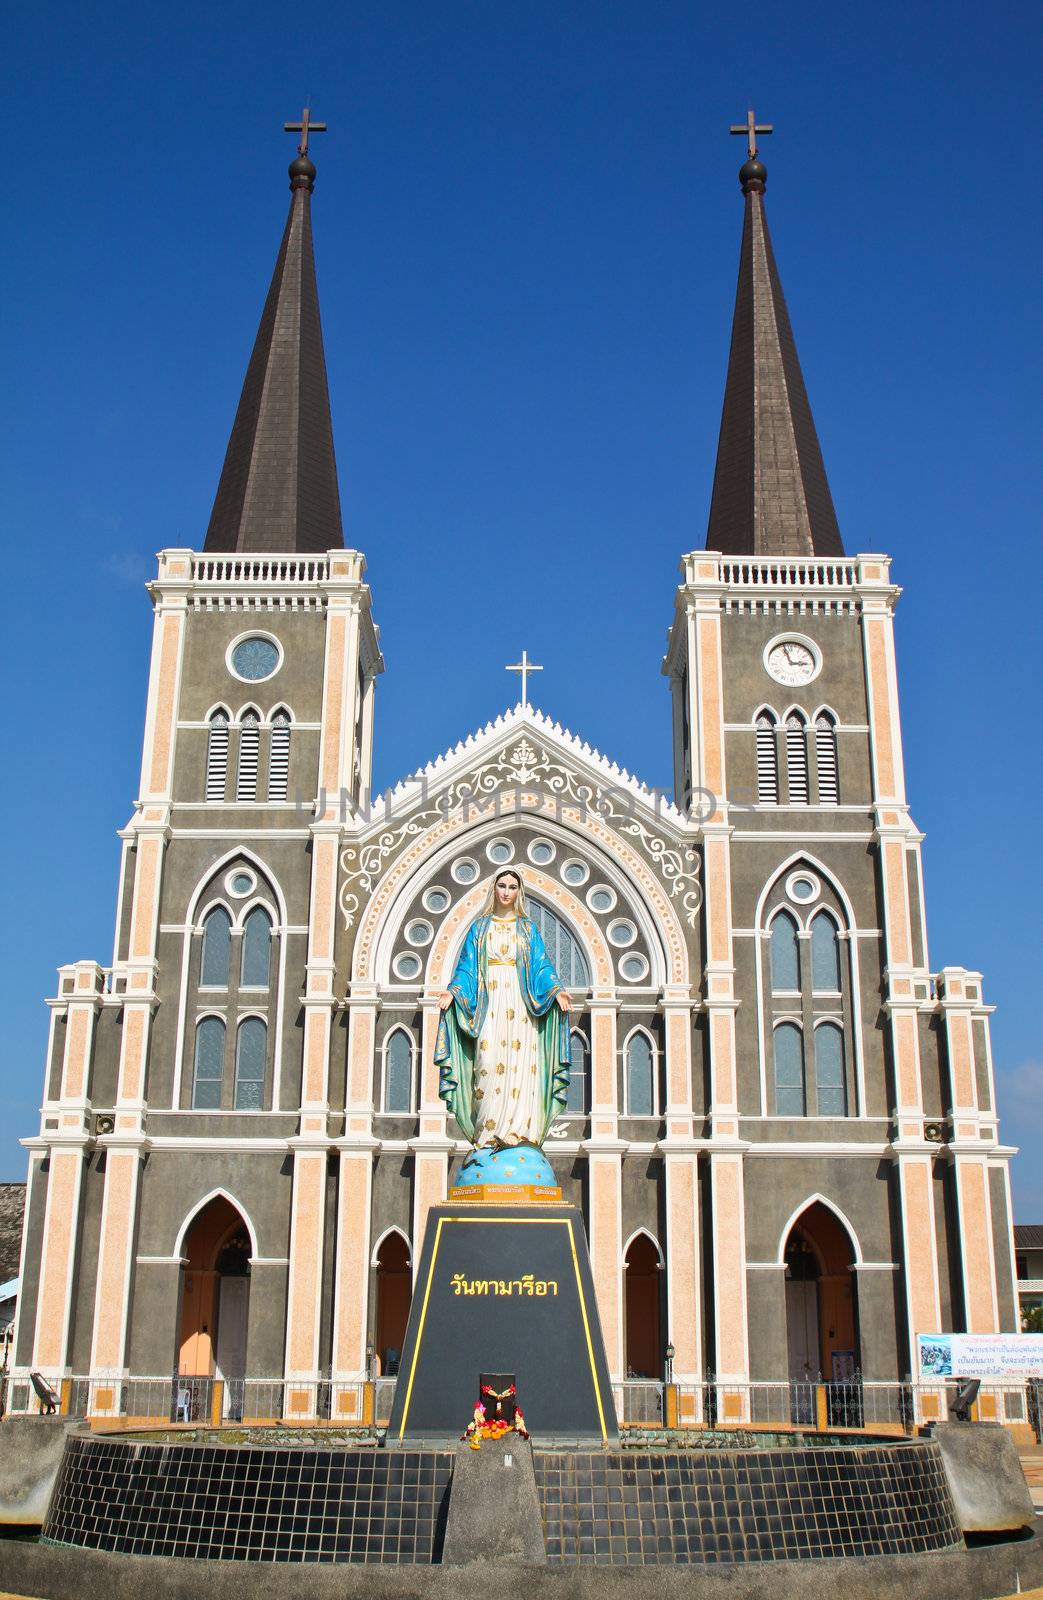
[3,1371,1040,1439]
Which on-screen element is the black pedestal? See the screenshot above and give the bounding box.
[387,1203,618,1443]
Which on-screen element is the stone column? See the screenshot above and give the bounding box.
[586,999,623,1381]
[32,962,105,1378]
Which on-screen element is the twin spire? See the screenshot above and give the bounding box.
[204,109,343,554]
[205,109,843,559]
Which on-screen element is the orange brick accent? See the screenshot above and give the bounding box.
[956,1158,999,1333]
[712,1156,748,1380]
[286,1153,327,1376]
[332,1153,372,1374]
[90,1150,141,1371]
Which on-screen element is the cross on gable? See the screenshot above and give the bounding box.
[284,105,327,157]
[729,108,773,159]
[505,650,543,709]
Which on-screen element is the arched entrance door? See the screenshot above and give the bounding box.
[783,1202,860,1424]
[624,1233,662,1380]
[375,1232,412,1376]
[177,1196,252,1418]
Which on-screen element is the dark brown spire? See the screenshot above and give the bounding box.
[705,127,844,558]
[205,113,343,554]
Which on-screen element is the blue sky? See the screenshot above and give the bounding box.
[4,1,1042,1210]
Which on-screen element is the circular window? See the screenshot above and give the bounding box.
[225,869,256,898]
[486,838,515,866]
[561,858,590,888]
[392,951,423,982]
[607,918,637,948]
[586,884,618,915]
[619,952,649,983]
[422,886,451,915]
[786,872,820,904]
[527,838,556,867]
[405,919,434,947]
[451,857,480,885]
[228,635,282,682]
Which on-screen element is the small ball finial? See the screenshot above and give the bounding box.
[289,154,317,191]
[739,156,767,194]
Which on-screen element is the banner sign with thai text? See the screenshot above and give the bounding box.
[917,1333,1043,1380]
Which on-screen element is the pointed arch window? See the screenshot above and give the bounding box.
[240,907,272,988]
[566,1029,588,1114]
[192,1016,226,1109]
[815,712,839,805]
[625,1031,655,1117]
[810,913,841,993]
[384,1028,414,1113]
[774,1022,806,1116]
[205,711,230,801]
[756,712,779,803]
[237,711,260,802]
[814,1023,846,1116]
[268,709,291,801]
[770,911,800,993]
[234,1016,267,1110]
[200,906,232,988]
[786,713,809,805]
[528,899,590,987]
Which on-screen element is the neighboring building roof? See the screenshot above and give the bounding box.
[705,149,844,559]
[0,1277,18,1303]
[204,142,343,555]
[0,1183,26,1282]
[1014,1225,1043,1250]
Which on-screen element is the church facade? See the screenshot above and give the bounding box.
[10,126,1020,1427]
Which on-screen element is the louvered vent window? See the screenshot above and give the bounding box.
[205,711,229,801]
[268,710,291,801]
[815,713,839,804]
[786,714,809,804]
[756,713,779,803]
[237,711,260,801]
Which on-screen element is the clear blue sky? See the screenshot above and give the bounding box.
[4,2,1042,1211]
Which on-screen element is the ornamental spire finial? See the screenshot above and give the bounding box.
[729,107,773,193]
[284,104,327,191]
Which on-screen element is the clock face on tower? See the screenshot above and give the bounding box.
[764,636,820,686]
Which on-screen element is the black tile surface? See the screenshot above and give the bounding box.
[533,1445,962,1564]
[43,1439,451,1563]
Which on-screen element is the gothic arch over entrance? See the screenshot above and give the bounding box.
[624,1231,663,1380]
[783,1201,860,1422]
[374,1230,412,1376]
[177,1195,252,1398]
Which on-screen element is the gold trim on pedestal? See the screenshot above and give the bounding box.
[448,1184,563,1204]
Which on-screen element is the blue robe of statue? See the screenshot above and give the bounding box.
[434,914,571,1144]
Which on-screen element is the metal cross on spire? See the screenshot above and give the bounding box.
[505,650,543,709]
[284,105,327,157]
[729,108,773,158]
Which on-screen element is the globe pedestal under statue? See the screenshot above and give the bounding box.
[387,1150,618,1443]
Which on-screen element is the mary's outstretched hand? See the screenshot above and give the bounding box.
[438,991,453,1011]
[556,991,571,1012]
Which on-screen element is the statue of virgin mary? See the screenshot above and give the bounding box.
[435,869,571,1147]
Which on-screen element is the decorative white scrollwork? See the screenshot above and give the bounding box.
[338,739,701,930]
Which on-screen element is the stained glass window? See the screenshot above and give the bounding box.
[770,912,800,992]
[231,637,280,681]
[528,899,590,987]
[234,1017,266,1110]
[815,1023,846,1116]
[811,913,841,992]
[200,907,231,988]
[384,1029,413,1113]
[774,1023,805,1116]
[626,1032,655,1116]
[240,907,272,988]
[192,1017,225,1109]
[566,1031,588,1114]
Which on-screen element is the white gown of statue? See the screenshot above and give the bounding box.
[471,917,543,1146]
